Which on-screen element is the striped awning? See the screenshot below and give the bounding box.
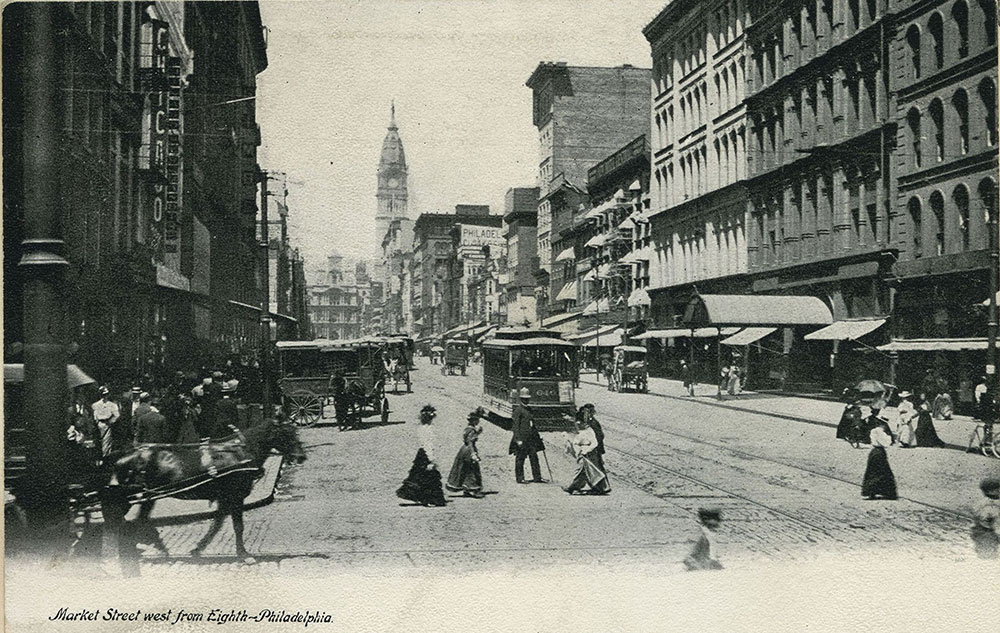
[577,327,624,348]
[555,281,578,302]
[627,287,651,307]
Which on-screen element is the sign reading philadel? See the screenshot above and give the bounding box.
[459,224,505,252]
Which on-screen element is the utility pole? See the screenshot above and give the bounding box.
[17,2,71,540]
[259,170,272,416]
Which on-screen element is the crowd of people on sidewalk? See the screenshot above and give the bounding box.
[65,360,268,481]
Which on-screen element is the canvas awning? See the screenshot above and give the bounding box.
[619,250,639,264]
[618,216,636,231]
[585,234,607,249]
[555,281,578,302]
[542,312,581,328]
[583,269,597,281]
[627,287,651,307]
[877,338,988,352]
[4,364,95,389]
[582,297,611,315]
[596,263,612,279]
[721,327,777,346]
[684,294,833,327]
[633,327,739,340]
[575,327,624,348]
[565,324,619,341]
[632,246,652,260]
[804,318,887,341]
[555,247,576,262]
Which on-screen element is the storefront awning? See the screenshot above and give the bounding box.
[721,327,777,346]
[555,281,578,302]
[618,216,636,231]
[585,234,607,249]
[583,268,597,282]
[804,318,886,341]
[542,311,580,328]
[565,324,619,341]
[877,338,988,352]
[582,297,611,315]
[596,263,612,279]
[632,246,652,260]
[555,247,576,262]
[634,327,740,340]
[4,364,95,389]
[684,294,833,327]
[574,327,624,348]
[627,287,651,307]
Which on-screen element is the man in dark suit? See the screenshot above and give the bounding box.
[212,380,239,438]
[134,398,168,444]
[508,387,543,484]
[581,403,606,472]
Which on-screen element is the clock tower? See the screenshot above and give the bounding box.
[376,101,408,260]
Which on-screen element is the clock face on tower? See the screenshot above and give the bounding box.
[387,178,399,188]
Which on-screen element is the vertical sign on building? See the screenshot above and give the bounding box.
[164,55,183,263]
[139,18,170,258]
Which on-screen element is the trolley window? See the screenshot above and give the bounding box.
[511,347,573,378]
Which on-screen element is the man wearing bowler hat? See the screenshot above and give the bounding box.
[509,387,544,484]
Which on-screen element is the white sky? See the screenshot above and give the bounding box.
[256,0,666,269]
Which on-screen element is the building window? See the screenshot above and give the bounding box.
[852,207,862,244]
[849,0,861,31]
[954,89,969,155]
[867,202,878,244]
[981,0,998,46]
[980,78,998,146]
[907,25,921,79]
[955,184,971,250]
[908,107,922,167]
[908,197,923,257]
[930,98,945,162]
[929,13,944,69]
[980,178,997,232]
[931,191,946,255]
[954,1,969,59]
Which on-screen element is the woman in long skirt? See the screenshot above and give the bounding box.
[914,393,945,447]
[861,419,898,500]
[562,415,611,495]
[396,405,447,507]
[446,408,485,498]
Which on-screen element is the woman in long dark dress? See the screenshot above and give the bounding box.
[861,419,898,500]
[914,393,945,447]
[396,405,447,507]
[562,416,611,495]
[836,396,864,443]
[446,408,485,498]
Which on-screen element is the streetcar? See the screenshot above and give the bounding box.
[481,327,577,430]
[607,345,649,393]
[275,339,389,428]
[441,338,470,376]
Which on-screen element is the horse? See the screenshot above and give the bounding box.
[110,418,306,563]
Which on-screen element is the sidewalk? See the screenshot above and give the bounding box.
[580,373,984,450]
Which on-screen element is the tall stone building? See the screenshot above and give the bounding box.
[525,63,651,320]
[376,103,409,263]
[502,187,540,326]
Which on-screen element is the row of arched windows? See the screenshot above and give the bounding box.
[906,178,997,259]
[905,78,997,169]
[905,0,996,81]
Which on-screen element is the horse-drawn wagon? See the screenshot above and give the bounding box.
[607,345,648,393]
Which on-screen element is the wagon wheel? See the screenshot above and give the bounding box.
[380,396,390,424]
[286,390,323,428]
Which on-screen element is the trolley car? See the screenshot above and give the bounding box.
[481,328,576,430]
[275,339,389,428]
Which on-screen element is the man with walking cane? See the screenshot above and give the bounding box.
[509,387,548,483]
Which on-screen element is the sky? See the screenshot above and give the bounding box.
[256,0,667,271]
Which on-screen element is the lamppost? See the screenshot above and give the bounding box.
[985,188,998,442]
[259,170,286,416]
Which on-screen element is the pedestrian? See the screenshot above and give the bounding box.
[974,376,995,422]
[836,390,864,443]
[174,395,201,444]
[508,387,544,484]
[920,368,938,403]
[331,370,352,429]
[914,392,945,448]
[894,391,918,448]
[932,375,954,420]
[718,365,730,396]
[971,477,1000,559]
[580,403,606,473]
[681,360,694,397]
[445,408,485,498]
[396,405,447,507]
[861,416,898,500]
[727,363,741,396]
[134,397,168,444]
[92,386,120,459]
[683,507,723,571]
[212,380,239,438]
[561,413,610,495]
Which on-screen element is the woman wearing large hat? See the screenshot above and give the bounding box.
[445,408,486,498]
[396,405,447,506]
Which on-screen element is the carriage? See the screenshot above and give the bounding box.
[481,328,577,431]
[607,345,649,393]
[441,338,470,376]
[378,335,413,393]
[275,339,389,428]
